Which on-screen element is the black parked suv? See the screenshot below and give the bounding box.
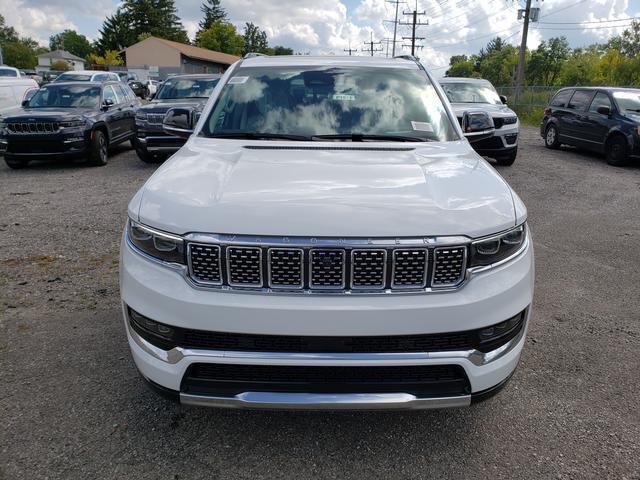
[133,74,220,163]
[117,72,147,98]
[541,87,640,166]
[0,81,139,169]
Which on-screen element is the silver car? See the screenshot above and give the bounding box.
[440,77,519,166]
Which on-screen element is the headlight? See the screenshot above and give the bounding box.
[135,111,148,121]
[127,219,185,264]
[503,116,518,125]
[60,119,86,128]
[469,223,527,267]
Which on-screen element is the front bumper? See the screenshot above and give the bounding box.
[135,126,184,153]
[0,131,90,157]
[120,230,534,410]
[472,122,519,158]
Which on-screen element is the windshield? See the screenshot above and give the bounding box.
[27,84,100,108]
[56,73,93,82]
[0,68,18,77]
[156,77,220,99]
[202,66,456,141]
[441,82,502,105]
[612,90,640,113]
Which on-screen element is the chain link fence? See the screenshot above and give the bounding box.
[495,86,559,125]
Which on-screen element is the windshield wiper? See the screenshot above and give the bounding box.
[311,133,429,142]
[210,132,311,141]
[624,108,640,112]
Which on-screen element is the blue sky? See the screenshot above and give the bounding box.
[3,0,639,75]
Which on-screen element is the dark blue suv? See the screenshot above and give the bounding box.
[540,87,640,166]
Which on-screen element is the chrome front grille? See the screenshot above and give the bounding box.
[186,237,468,293]
[7,122,60,134]
[147,113,166,125]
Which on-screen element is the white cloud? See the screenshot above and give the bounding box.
[0,0,77,45]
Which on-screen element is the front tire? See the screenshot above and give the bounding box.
[87,130,108,166]
[544,124,560,149]
[4,154,29,169]
[605,135,629,167]
[496,148,517,166]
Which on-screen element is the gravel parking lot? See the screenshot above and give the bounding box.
[1,126,639,480]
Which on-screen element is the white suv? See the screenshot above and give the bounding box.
[120,55,534,410]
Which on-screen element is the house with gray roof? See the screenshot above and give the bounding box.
[37,50,86,73]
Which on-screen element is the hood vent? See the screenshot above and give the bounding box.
[244,145,415,152]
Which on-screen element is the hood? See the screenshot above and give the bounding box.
[3,107,93,120]
[449,103,516,117]
[134,139,518,238]
[141,98,207,113]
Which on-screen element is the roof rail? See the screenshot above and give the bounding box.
[244,52,267,59]
[394,54,419,62]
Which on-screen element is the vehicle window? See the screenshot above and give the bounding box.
[110,73,121,82]
[115,84,133,102]
[93,74,109,82]
[588,92,612,114]
[56,73,93,82]
[0,68,18,77]
[28,84,100,108]
[567,90,593,111]
[440,82,502,105]
[156,77,220,99]
[612,90,640,113]
[202,66,457,142]
[550,90,572,107]
[103,85,118,104]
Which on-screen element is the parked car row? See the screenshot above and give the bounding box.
[0,73,221,168]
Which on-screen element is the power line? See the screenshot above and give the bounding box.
[384,0,404,57]
[400,3,428,56]
[362,32,384,56]
[533,23,635,30]
[538,16,639,25]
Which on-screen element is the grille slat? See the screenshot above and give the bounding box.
[432,247,466,286]
[227,247,263,287]
[268,248,304,288]
[310,249,345,289]
[351,249,386,289]
[187,241,467,293]
[147,113,166,125]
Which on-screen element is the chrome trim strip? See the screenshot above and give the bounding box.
[179,391,471,410]
[125,308,527,367]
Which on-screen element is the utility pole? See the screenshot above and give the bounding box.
[514,0,541,103]
[362,32,383,56]
[343,41,357,56]
[400,3,428,57]
[381,38,395,58]
[385,0,403,57]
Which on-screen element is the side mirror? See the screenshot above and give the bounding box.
[102,98,115,110]
[499,95,508,104]
[596,106,611,116]
[163,107,195,138]
[461,110,495,144]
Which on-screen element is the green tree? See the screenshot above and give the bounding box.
[3,41,38,68]
[268,45,293,56]
[49,30,93,59]
[96,0,188,54]
[526,37,570,86]
[197,21,244,55]
[196,0,227,41]
[242,22,268,55]
[446,54,478,78]
[0,14,19,44]
[88,50,123,66]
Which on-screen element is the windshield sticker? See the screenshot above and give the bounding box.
[411,121,434,132]
[228,76,249,84]
[332,94,356,101]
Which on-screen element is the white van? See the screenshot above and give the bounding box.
[0,78,39,114]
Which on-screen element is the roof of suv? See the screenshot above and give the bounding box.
[440,77,493,84]
[239,55,421,69]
